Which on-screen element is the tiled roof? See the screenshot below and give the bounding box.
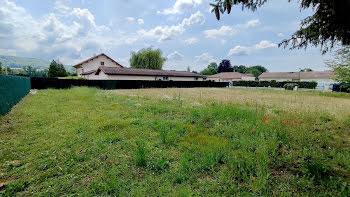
[96,66,203,77]
[73,53,123,68]
[207,72,253,79]
[259,71,333,79]
[81,70,97,75]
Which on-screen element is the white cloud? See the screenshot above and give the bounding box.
[204,19,260,39]
[137,18,144,25]
[182,11,205,26]
[138,11,205,42]
[254,40,277,49]
[167,51,184,61]
[0,0,119,64]
[158,0,203,15]
[227,40,277,56]
[126,17,135,22]
[228,46,251,56]
[194,52,216,64]
[184,37,198,44]
[204,26,236,38]
[54,0,71,14]
[277,33,285,37]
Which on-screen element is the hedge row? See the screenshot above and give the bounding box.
[0,75,31,116]
[232,81,318,89]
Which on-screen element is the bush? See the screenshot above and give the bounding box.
[283,83,298,90]
[231,80,318,89]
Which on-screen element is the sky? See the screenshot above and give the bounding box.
[0,0,334,72]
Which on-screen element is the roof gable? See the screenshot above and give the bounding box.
[73,53,123,68]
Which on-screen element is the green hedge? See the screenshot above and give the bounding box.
[232,80,317,89]
[0,75,31,116]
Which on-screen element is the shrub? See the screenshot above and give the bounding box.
[283,83,298,90]
[231,80,318,89]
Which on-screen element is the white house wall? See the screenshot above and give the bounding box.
[78,56,122,76]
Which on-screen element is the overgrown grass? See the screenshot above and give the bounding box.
[0,87,350,196]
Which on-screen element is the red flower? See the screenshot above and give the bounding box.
[224,139,228,143]
[251,129,255,132]
[294,120,297,124]
[265,117,268,120]
[267,114,270,116]
[282,121,285,124]
[265,121,269,124]
[227,117,230,119]
[286,120,289,123]
[291,124,294,127]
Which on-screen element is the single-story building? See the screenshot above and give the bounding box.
[73,53,204,81]
[207,72,255,82]
[258,71,335,89]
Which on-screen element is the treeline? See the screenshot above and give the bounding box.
[0,60,76,78]
[199,59,268,78]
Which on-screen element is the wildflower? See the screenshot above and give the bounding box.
[282,121,285,124]
[265,121,269,124]
[225,139,228,143]
[210,168,214,172]
[228,117,230,119]
[286,120,289,123]
[251,129,255,132]
[265,117,268,120]
[291,124,294,127]
[267,114,270,116]
[294,120,297,124]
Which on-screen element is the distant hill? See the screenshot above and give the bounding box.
[0,55,73,71]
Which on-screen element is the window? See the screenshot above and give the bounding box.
[195,77,198,81]
[100,62,104,65]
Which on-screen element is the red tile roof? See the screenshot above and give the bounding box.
[73,53,123,68]
[259,71,333,79]
[95,66,203,77]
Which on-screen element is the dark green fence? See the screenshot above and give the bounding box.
[0,75,31,116]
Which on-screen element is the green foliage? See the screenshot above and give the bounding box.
[200,62,218,75]
[301,68,313,72]
[232,80,317,89]
[210,0,350,54]
[284,83,298,90]
[0,61,3,74]
[48,60,68,78]
[130,47,167,70]
[327,47,350,85]
[135,139,147,167]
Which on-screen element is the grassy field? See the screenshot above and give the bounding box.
[1,87,350,196]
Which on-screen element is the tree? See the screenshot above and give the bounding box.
[218,59,233,73]
[210,0,350,54]
[48,60,68,78]
[233,65,248,73]
[200,62,219,75]
[0,61,3,74]
[300,68,313,72]
[130,47,167,70]
[187,66,191,72]
[326,46,350,86]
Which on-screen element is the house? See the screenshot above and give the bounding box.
[258,71,335,89]
[207,72,255,82]
[73,53,204,81]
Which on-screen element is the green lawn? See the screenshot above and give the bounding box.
[1,87,350,196]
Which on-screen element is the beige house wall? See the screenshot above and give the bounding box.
[77,56,122,76]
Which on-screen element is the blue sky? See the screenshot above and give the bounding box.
[0,0,333,72]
